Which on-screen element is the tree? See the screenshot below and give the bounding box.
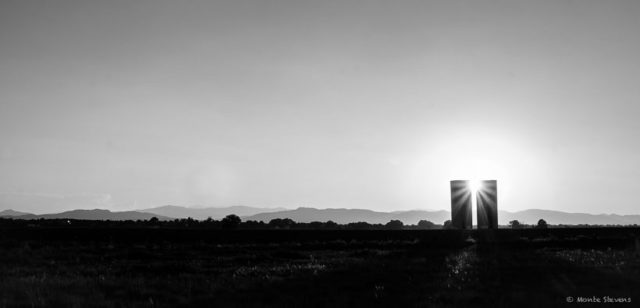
[347,222,372,230]
[324,220,339,229]
[221,214,241,229]
[268,218,296,229]
[509,220,522,229]
[385,220,404,230]
[443,220,453,230]
[308,221,325,229]
[536,219,548,229]
[417,220,436,230]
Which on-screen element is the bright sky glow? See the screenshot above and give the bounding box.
[1,0,640,214]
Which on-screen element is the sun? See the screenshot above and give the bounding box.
[469,180,482,194]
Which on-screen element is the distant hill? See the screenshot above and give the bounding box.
[243,207,640,226]
[0,209,33,217]
[2,207,639,225]
[139,205,287,220]
[1,209,172,221]
[242,207,450,225]
[499,209,640,226]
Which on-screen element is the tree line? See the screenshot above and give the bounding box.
[0,215,437,230]
[1,216,634,229]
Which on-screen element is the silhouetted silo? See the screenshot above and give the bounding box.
[450,180,472,229]
[476,180,498,229]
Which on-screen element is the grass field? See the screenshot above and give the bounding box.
[0,228,639,307]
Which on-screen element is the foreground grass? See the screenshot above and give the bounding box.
[0,230,639,307]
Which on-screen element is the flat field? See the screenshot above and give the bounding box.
[0,228,639,307]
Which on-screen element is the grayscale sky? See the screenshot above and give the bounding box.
[1,0,639,214]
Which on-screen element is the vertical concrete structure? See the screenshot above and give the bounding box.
[450,180,472,229]
[476,180,498,229]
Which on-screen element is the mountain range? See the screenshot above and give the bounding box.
[242,207,640,225]
[1,206,640,225]
[0,209,172,221]
[139,205,286,220]
[241,207,451,225]
[498,209,640,226]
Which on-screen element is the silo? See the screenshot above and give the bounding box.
[450,180,472,229]
[476,180,498,229]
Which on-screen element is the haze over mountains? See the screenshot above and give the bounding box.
[2,206,640,226]
[0,209,30,217]
[242,208,640,226]
[498,209,640,226]
[242,207,451,225]
[0,209,171,221]
[138,205,287,220]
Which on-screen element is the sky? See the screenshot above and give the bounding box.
[1,0,639,214]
